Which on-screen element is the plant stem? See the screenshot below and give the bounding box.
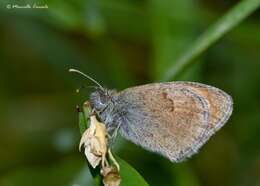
[162,0,260,81]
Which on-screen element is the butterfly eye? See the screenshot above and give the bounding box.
[99,94,109,104]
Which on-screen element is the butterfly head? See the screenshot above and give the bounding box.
[90,88,116,112]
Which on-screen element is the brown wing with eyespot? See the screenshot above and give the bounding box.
[117,82,233,162]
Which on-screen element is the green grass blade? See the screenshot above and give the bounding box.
[162,0,260,81]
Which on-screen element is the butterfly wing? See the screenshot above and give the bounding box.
[116,82,233,162]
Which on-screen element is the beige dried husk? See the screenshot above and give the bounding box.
[79,114,121,186]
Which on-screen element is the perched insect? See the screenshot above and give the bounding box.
[70,69,233,163]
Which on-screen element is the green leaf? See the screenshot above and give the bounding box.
[116,156,149,186]
[83,103,92,128]
[78,102,93,135]
[78,109,87,135]
[161,0,260,81]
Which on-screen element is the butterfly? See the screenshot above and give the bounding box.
[71,69,233,162]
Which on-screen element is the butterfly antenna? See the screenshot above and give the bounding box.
[69,68,103,89]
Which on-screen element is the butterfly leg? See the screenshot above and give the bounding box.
[106,123,121,145]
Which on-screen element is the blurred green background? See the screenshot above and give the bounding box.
[0,0,260,186]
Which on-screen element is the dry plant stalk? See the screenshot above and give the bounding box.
[79,114,121,186]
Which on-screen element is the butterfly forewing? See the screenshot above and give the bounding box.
[117,82,233,162]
